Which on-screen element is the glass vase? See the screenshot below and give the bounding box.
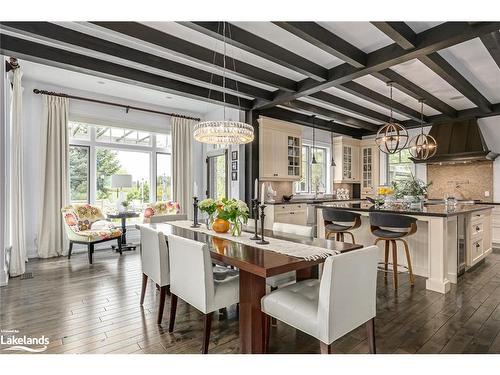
[206,214,215,230]
[230,219,242,237]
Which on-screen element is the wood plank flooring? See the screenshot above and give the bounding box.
[2,248,500,354]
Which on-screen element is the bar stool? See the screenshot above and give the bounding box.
[323,208,361,244]
[369,212,417,289]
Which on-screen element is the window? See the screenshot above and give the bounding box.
[387,148,414,185]
[68,121,171,223]
[69,145,89,203]
[296,145,327,194]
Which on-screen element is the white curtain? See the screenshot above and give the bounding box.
[9,68,27,276]
[172,117,196,220]
[37,95,69,258]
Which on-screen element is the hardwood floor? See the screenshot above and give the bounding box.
[2,248,500,354]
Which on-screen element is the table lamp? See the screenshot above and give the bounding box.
[111,174,133,211]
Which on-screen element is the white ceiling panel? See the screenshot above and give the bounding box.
[232,22,345,69]
[390,59,477,110]
[316,22,393,53]
[277,104,359,129]
[142,21,308,82]
[406,22,444,34]
[54,22,281,92]
[299,97,382,125]
[323,86,409,121]
[353,74,441,116]
[439,37,500,103]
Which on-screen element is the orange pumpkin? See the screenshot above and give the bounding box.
[212,218,230,233]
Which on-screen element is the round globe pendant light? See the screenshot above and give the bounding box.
[375,82,409,154]
[408,99,437,160]
[193,22,254,145]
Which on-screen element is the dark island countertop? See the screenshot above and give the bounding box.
[265,198,357,205]
[314,201,494,217]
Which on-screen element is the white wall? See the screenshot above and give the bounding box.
[20,79,208,258]
[479,116,500,201]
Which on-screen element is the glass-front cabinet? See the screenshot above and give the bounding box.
[333,137,360,183]
[360,140,380,198]
[287,136,301,178]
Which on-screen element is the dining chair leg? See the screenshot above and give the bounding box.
[270,286,278,326]
[391,240,398,289]
[88,243,94,264]
[401,239,415,286]
[166,285,171,296]
[365,318,376,354]
[201,312,213,354]
[117,237,123,255]
[320,341,332,354]
[168,293,178,333]
[157,285,167,324]
[140,273,148,305]
[263,313,271,354]
[68,242,73,259]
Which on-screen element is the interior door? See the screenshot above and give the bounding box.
[206,149,228,199]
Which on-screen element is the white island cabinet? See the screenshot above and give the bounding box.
[316,202,493,294]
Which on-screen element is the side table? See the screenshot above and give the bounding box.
[107,211,141,251]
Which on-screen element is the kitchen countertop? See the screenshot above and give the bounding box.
[314,201,494,217]
[264,198,357,205]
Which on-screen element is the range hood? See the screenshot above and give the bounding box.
[411,118,498,164]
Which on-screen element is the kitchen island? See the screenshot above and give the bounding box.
[315,201,494,294]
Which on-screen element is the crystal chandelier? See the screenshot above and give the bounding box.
[408,99,437,160]
[193,22,254,145]
[375,82,409,154]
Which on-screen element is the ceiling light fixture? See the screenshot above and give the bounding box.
[408,99,437,160]
[311,115,317,164]
[375,81,409,154]
[193,22,254,145]
[330,120,336,167]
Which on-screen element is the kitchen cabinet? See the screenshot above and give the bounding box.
[360,140,380,198]
[263,203,308,229]
[466,210,492,268]
[259,116,302,181]
[333,137,360,183]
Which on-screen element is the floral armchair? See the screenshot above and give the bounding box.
[142,201,186,223]
[61,204,122,264]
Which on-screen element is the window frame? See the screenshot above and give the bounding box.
[68,120,171,208]
[386,148,415,185]
[69,144,90,204]
[295,143,330,194]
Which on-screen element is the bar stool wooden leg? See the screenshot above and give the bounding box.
[391,240,398,289]
[384,240,389,276]
[401,239,415,286]
[347,232,356,244]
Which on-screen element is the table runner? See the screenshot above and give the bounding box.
[167,220,340,261]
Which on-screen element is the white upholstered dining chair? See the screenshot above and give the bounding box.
[167,234,239,354]
[139,226,170,324]
[261,245,379,354]
[266,222,314,289]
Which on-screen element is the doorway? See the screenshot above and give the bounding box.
[206,149,228,199]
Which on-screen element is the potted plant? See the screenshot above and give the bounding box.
[121,200,130,212]
[391,174,432,208]
[198,198,217,229]
[216,198,249,236]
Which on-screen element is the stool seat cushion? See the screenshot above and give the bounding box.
[261,279,320,338]
[325,223,351,232]
[372,228,408,239]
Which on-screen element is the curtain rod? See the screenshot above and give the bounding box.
[32,88,201,122]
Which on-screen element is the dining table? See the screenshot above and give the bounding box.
[136,222,363,354]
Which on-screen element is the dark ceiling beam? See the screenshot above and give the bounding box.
[178,21,328,81]
[372,69,458,117]
[371,22,417,50]
[272,22,367,68]
[480,30,500,69]
[339,81,424,121]
[284,100,379,132]
[419,53,493,113]
[91,21,298,92]
[309,91,389,123]
[0,21,274,102]
[253,22,500,110]
[0,34,252,109]
[257,107,365,139]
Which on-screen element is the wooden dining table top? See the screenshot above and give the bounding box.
[136,223,363,278]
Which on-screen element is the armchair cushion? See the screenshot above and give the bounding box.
[143,201,181,218]
[61,204,122,243]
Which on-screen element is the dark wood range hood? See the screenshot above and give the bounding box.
[411,118,498,164]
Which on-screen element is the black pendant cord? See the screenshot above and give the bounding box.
[388,82,394,123]
[330,120,336,167]
[311,115,317,164]
[256,205,269,245]
[419,99,425,135]
[250,199,261,240]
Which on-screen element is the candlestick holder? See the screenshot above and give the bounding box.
[191,197,200,228]
[256,204,269,245]
[250,198,261,240]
